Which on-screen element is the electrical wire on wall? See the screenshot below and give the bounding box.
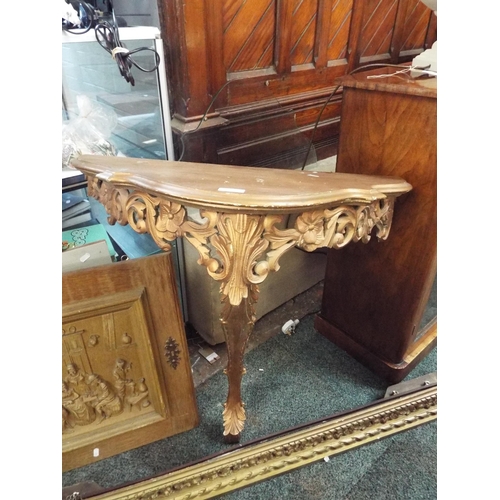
[177,80,233,162]
[62,1,161,86]
[299,62,431,171]
[178,62,429,165]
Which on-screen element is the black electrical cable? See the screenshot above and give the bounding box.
[94,13,160,86]
[63,1,161,85]
[178,79,233,161]
[178,63,416,164]
[299,62,417,171]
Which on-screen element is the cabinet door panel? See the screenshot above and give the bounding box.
[62,252,198,471]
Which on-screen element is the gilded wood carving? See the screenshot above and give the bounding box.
[83,384,436,500]
[72,153,411,442]
[85,171,401,440]
[87,176,395,307]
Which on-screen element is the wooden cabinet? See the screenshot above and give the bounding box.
[314,68,437,383]
[157,0,437,166]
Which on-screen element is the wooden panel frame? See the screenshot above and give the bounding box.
[62,252,199,471]
[63,288,168,469]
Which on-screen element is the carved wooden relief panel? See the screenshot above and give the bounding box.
[62,253,198,471]
[63,289,165,438]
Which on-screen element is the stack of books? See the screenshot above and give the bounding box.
[62,192,92,229]
[62,167,86,192]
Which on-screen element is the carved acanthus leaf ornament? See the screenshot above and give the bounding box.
[87,176,398,440]
[87,177,395,309]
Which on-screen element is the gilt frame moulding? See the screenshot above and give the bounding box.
[79,384,437,500]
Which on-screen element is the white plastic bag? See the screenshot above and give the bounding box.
[62,95,118,168]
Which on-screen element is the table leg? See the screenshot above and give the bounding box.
[220,295,256,443]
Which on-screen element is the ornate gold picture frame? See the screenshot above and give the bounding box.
[79,383,436,500]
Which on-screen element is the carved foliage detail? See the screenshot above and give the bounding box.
[87,177,395,309]
[87,176,218,254]
[87,175,129,227]
[222,401,246,437]
[208,213,270,307]
[87,178,269,308]
[264,199,396,272]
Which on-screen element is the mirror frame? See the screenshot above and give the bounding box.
[74,383,436,500]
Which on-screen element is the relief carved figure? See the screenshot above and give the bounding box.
[62,381,96,427]
[113,358,134,399]
[64,363,88,395]
[62,359,151,433]
[87,374,123,423]
[113,358,151,410]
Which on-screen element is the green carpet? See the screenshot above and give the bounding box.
[62,312,437,499]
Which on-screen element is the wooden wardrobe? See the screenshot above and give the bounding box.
[156,0,437,166]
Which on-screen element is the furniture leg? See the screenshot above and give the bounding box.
[220,296,256,442]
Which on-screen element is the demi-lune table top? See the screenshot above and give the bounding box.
[71,155,412,213]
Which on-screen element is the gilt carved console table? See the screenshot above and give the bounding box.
[71,154,411,443]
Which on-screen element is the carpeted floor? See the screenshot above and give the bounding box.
[62,292,437,499]
[220,322,437,500]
